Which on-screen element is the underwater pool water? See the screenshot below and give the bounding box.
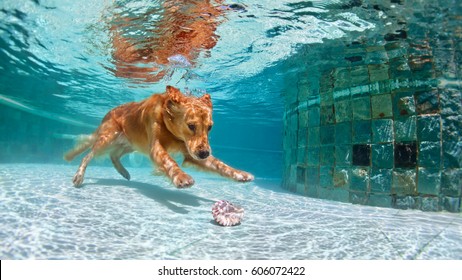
[0,0,461,259]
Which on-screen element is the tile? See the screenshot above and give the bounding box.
[442,197,461,213]
[307,127,320,146]
[352,144,371,166]
[352,96,371,120]
[394,116,417,142]
[368,194,393,208]
[306,148,320,167]
[415,89,440,115]
[392,168,417,195]
[335,145,352,167]
[305,167,320,189]
[370,168,393,194]
[393,91,416,118]
[417,115,441,141]
[307,107,320,127]
[320,166,334,188]
[297,147,306,164]
[443,141,462,168]
[335,100,352,123]
[417,168,441,195]
[298,108,308,128]
[320,125,335,145]
[372,144,394,169]
[349,191,369,204]
[394,142,417,168]
[393,196,421,210]
[297,128,307,147]
[420,197,441,212]
[372,119,394,143]
[368,64,389,82]
[418,141,441,167]
[333,168,350,188]
[441,169,462,197]
[351,167,370,192]
[335,122,351,145]
[320,145,335,166]
[321,105,335,125]
[352,120,371,143]
[371,94,393,119]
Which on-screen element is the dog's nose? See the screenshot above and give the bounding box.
[197,150,210,159]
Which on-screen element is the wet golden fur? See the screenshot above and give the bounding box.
[64,86,254,188]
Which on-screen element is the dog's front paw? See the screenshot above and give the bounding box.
[173,173,195,188]
[72,172,84,187]
[233,171,254,182]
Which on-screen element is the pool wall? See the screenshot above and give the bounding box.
[282,0,462,212]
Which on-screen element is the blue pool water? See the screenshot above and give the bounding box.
[0,0,461,259]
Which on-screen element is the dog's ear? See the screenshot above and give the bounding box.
[166,85,183,103]
[200,93,212,108]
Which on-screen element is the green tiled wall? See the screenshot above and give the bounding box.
[282,0,462,212]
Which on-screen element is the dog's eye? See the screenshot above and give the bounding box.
[208,125,212,131]
[188,124,196,132]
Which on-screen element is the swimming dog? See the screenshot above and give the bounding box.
[64,85,254,188]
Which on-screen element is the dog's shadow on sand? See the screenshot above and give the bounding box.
[84,178,214,215]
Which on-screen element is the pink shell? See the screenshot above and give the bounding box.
[212,200,244,226]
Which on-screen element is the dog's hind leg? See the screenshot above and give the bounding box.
[110,147,132,181]
[72,125,121,187]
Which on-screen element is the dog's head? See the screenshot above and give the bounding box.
[163,86,213,160]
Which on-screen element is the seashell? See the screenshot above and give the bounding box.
[212,200,244,226]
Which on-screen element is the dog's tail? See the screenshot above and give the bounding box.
[63,134,96,162]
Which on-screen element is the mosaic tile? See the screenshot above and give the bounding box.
[307,127,320,146]
[335,145,352,167]
[443,141,462,168]
[417,168,441,195]
[371,94,393,118]
[440,88,462,116]
[305,167,320,188]
[320,166,334,188]
[421,197,441,212]
[351,167,370,192]
[349,191,369,205]
[352,144,371,166]
[393,196,421,210]
[415,89,440,115]
[370,168,393,193]
[297,147,306,164]
[372,119,394,143]
[320,146,335,166]
[418,141,441,167]
[334,67,351,89]
[335,122,351,145]
[334,100,352,123]
[368,194,393,208]
[352,96,371,120]
[368,64,389,81]
[394,116,417,142]
[320,125,335,145]
[307,107,320,127]
[306,148,320,167]
[392,168,417,195]
[417,115,441,141]
[333,168,350,188]
[394,142,417,168]
[441,169,462,197]
[296,166,306,186]
[372,144,394,169]
[393,91,416,118]
[297,128,307,147]
[350,65,370,85]
[442,197,461,213]
[298,109,308,128]
[352,120,371,143]
[320,105,335,125]
[441,115,461,142]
